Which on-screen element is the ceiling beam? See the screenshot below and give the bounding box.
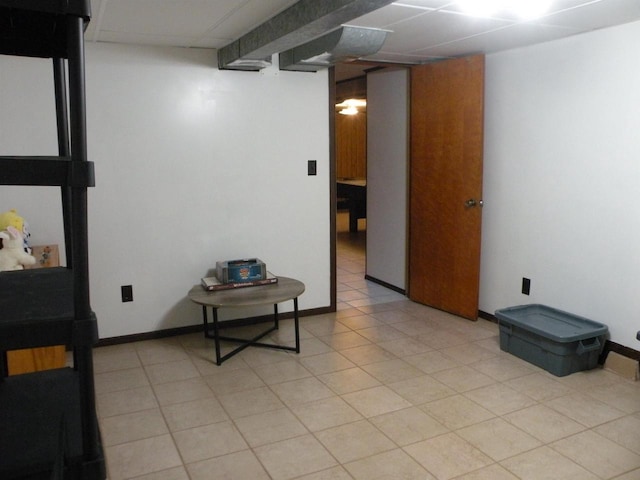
[217,0,394,70]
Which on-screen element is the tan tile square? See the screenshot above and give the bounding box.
[463,383,536,415]
[595,415,640,454]
[253,359,312,385]
[339,344,397,365]
[432,366,496,392]
[421,395,494,430]
[189,350,247,376]
[301,317,351,336]
[370,407,448,446]
[388,374,456,405]
[217,386,284,419]
[454,464,519,479]
[104,434,182,480]
[135,339,189,365]
[254,434,337,480]
[587,381,640,414]
[345,448,435,479]
[473,336,502,354]
[545,393,626,427]
[173,421,247,464]
[152,377,214,406]
[555,367,623,390]
[320,331,371,350]
[93,344,141,373]
[129,466,188,480]
[315,420,396,464]
[317,367,381,394]
[404,432,492,479]
[370,309,422,324]
[203,367,265,395]
[300,351,356,375]
[290,396,363,431]
[342,385,412,418]
[270,377,335,407]
[361,358,424,384]
[292,466,353,479]
[613,468,640,479]
[377,337,433,357]
[505,372,575,401]
[337,314,384,330]
[551,430,640,479]
[392,319,436,336]
[440,343,496,365]
[355,325,408,343]
[295,337,336,357]
[97,385,158,418]
[472,355,537,381]
[100,408,168,446]
[186,450,270,480]
[238,346,292,367]
[95,367,149,394]
[446,320,497,341]
[404,350,461,374]
[161,396,228,432]
[457,418,541,461]
[504,404,585,443]
[502,446,600,480]
[144,359,199,385]
[417,329,470,348]
[234,408,308,447]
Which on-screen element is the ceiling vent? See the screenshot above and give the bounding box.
[279,26,387,72]
[217,0,394,71]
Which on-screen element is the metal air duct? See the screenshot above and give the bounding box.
[279,26,387,72]
[217,0,394,71]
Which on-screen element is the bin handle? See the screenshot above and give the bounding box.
[577,337,600,355]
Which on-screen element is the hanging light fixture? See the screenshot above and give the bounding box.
[457,0,552,20]
[336,98,367,115]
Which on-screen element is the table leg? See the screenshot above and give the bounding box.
[274,304,279,329]
[212,308,222,365]
[202,306,210,338]
[294,297,300,353]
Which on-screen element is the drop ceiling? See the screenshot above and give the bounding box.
[86,0,640,79]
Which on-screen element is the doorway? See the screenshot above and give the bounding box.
[334,64,407,311]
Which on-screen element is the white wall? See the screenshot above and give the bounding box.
[481,20,640,349]
[366,68,408,290]
[0,43,330,339]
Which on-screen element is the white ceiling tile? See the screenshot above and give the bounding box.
[98,0,245,36]
[350,4,437,29]
[417,22,581,57]
[380,10,512,52]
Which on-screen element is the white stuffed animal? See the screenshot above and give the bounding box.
[0,226,36,271]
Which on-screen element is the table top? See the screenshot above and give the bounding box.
[188,276,305,308]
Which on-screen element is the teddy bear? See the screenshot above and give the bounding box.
[0,209,31,253]
[0,226,36,271]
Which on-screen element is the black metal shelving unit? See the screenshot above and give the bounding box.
[0,1,104,478]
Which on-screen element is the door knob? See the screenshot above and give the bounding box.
[465,199,483,208]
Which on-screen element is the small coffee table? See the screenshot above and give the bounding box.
[188,277,305,365]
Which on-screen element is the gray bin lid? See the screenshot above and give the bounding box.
[495,304,608,343]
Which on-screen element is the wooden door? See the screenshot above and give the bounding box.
[409,55,484,320]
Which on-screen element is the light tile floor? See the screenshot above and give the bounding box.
[95,214,640,479]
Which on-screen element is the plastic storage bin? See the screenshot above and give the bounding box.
[495,304,608,377]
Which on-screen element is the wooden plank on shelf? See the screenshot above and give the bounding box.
[7,244,66,375]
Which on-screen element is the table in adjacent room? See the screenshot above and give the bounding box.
[188,277,305,365]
